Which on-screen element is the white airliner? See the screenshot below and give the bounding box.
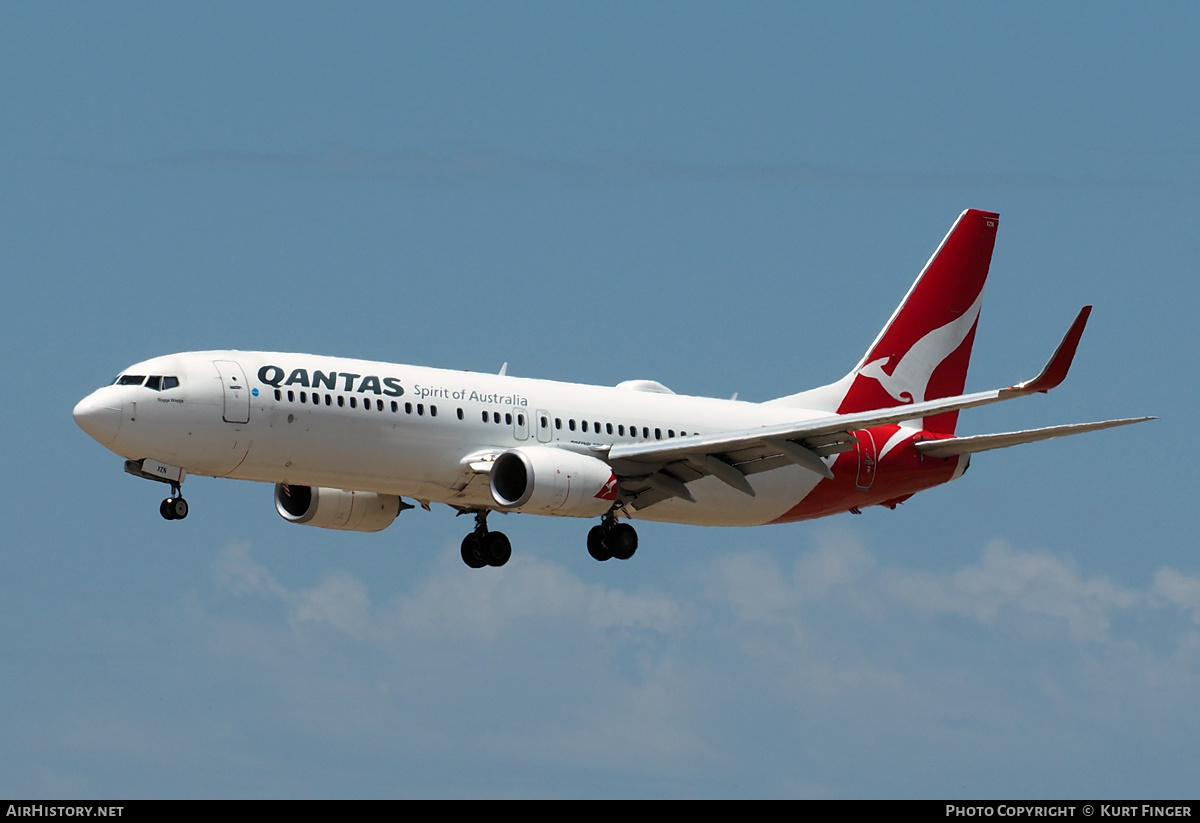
[74,210,1150,568]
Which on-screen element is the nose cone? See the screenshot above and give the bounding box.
[73,391,122,445]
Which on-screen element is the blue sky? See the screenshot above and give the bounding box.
[2,2,1196,798]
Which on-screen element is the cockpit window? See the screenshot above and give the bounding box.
[113,374,179,390]
[146,375,180,391]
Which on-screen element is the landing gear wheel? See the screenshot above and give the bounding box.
[160,497,188,521]
[483,531,511,567]
[460,533,487,569]
[460,510,513,569]
[607,523,638,560]
[587,525,612,561]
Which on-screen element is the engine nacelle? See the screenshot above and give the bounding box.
[490,446,618,517]
[274,484,402,532]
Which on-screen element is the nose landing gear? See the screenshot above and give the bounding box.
[159,495,189,521]
[124,459,190,521]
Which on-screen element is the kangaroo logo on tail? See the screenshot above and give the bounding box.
[855,289,985,406]
[835,210,999,434]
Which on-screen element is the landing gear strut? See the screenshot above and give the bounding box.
[587,511,637,562]
[123,459,190,521]
[460,510,511,569]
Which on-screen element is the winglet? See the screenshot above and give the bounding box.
[1011,306,1091,394]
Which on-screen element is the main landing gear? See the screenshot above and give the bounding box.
[587,512,638,562]
[460,510,512,569]
[457,508,639,569]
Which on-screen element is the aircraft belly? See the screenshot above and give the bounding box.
[630,466,822,526]
[229,410,463,499]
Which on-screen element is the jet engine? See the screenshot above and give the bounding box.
[274,484,403,532]
[489,446,618,517]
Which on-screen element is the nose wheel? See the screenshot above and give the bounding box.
[460,510,511,568]
[160,495,189,520]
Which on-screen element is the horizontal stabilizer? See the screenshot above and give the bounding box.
[914,417,1154,459]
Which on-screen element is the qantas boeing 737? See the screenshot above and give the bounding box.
[73,210,1150,568]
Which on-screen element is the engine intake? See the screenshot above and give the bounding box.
[490,447,618,517]
[274,484,403,532]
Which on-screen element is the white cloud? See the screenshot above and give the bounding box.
[883,539,1140,642]
[1152,567,1200,624]
[185,535,1200,796]
[211,542,684,644]
[290,572,372,637]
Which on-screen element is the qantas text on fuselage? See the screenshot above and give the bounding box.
[73,210,1151,568]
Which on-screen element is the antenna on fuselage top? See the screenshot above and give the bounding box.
[498,362,508,376]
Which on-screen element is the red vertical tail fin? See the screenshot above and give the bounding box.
[835,209,999,434]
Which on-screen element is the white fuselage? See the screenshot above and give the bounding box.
[75,351,832,526]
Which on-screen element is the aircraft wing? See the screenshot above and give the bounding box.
[602,306,1148,507]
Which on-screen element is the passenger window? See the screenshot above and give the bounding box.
[482,411,489,422]
[505,413,512,425]
[555,418,562,430]
[406,402,413,414]
[643,427,650,439]
[517,413,524,426]
[540,416,548,428]
[458,408,464,420]
[606,423,613,435]
[493,412,500,424]
[274,389,282,401]
[569,419,576,431]
[337,396,345,407]
[655,428,662,440]
[288,390,295,402]
[377,399,384,411]
[300,391,307,403]
[325,395,332,406]
[392,401,399,412]
[618,425,625,436]
[350,397,357,409]
[431,405,437,417]
[668,429,675,438]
